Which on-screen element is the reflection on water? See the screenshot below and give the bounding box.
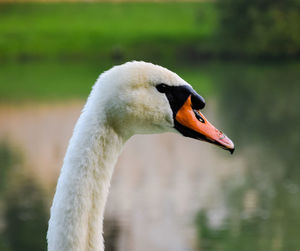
[196,62,300,251]
[0,143,49,251]
[0,103,240,251]
[0,61,299,251]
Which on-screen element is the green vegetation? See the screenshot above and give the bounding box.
[0,1,299,101]
[0,2,218,62]
[3,177,49,251]
[218,0,300,58]
[0,61,99,102]
[0,2,220,101]
[0,142,18,195]
[1,1,299,63]
[0,61,216,102]
[0,143,49,251]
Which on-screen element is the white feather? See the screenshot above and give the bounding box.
[47,61,190,251]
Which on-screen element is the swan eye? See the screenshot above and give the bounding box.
[156,83,168,93]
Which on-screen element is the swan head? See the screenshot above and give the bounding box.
[95,61,234,153]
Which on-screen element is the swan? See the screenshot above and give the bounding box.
[47,61,234,251]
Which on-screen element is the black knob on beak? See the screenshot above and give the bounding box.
[191,92,205,110]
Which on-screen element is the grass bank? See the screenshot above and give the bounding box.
[0,2,218,63]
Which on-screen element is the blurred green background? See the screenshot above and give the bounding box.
[0,0,299,250]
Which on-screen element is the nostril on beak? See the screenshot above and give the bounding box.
[191,93,205,110]
[193,109,205,123]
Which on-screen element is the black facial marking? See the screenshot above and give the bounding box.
[156,84,233,154]
[156,84,205,117]
[191,92,206,110]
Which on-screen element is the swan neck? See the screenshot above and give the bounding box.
[47,108,125,251]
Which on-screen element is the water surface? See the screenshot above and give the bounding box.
[0,61,299,251]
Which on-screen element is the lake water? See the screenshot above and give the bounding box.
[0,61,299,251]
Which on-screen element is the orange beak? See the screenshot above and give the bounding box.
[175,96,235,153]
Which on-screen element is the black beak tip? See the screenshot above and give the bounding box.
[229,148,235,155]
